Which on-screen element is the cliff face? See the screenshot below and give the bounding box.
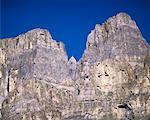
[0,13,150,120]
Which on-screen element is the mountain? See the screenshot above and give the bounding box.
[0,12,150,120]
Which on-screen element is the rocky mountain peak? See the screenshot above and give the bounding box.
[87,12,139,46]
[26,28,52,38]
[84,12,149,66]
[25,28,67,53]
[111,12,137,28]
[0,12,150,120]
[68,56,77,65]
[23,28,53,46]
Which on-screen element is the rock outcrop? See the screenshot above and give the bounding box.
[0,12,150,120]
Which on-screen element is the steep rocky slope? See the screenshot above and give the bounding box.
[0,13,150,120]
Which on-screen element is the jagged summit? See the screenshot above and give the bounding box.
[83,12,149,66]
[0,12,150,120]
[87,12,139,45]
[25,28,53,41]
[107,12,138,29]
[68,56,77,64]
[96,12,138,32]
[0,12,149,65]
[87,12,139,42]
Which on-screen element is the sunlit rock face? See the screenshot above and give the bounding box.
[0,13,150,120]
[83,13,148,66]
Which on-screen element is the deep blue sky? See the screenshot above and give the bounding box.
[0,0,150,60]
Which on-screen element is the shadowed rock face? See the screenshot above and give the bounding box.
[0,13,150,120]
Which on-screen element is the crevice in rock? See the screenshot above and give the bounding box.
[98,74,102,78]
[7,70,11,93]
[121,69,125,72]
[40,33,45,35]
[85,75,89,79]
[118,103,132,110]
[77,89,80,95]
[16,38,19,46]
[135,75,137,79]
[105,71,109,76]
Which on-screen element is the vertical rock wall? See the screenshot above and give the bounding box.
[0,13,150,120]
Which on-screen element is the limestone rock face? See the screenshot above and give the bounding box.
[83,13,148,66]
[0,13,150,120]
